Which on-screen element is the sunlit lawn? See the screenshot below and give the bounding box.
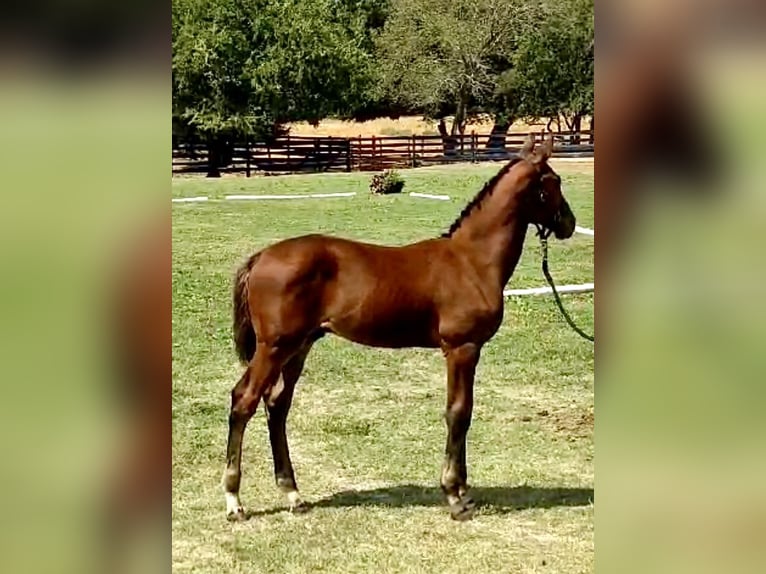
[172,160,594,573]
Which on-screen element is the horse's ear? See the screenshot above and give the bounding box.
[537,133,554,161]
[519,133,536,158]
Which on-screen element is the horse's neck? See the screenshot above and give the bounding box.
[451,192,529,290]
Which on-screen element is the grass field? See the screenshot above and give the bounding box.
[172,160,594,573]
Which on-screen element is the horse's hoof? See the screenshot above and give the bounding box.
[449,496,476,521]
[289,501,310,514]
[226,508,247,522]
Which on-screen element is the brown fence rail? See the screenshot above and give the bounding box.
[172,131,593,176]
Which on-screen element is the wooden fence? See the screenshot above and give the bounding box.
[172,131,593,176]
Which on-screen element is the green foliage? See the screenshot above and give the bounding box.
[373,0,593,132]
[172,0,594,139]
[505,0,594,124]
[373,0,529,133]
[369,168,405,194]
[173,0,379,137]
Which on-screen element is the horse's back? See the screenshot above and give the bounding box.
[257,233,445,282]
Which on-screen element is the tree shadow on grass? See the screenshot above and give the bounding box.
[246,484,593,518]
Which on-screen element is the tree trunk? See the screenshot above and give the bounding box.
[438,118,448,138]
[546,116,562,133]
[439,118,457,157]
[206,134,221,178]
[569,115,582,145]
[451,95,468,137]
[485,116,512,155]
[206,135,234,177]
[450,93,470,156]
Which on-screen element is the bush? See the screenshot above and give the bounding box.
[369,169,405,194]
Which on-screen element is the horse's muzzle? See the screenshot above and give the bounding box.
[552,201,576,239]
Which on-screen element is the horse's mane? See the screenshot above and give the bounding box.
[441,158,523,238]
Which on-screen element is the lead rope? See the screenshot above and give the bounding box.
[535,225,594,343]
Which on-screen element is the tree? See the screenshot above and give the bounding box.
[172,0,378,173]
[172,0,594,171]
[507,0,594,137]
[373,0,533,138]
[373,0,593,149]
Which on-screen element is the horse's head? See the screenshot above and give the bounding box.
[519,134,576,240]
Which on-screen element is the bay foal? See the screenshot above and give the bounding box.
[223,134,576,521]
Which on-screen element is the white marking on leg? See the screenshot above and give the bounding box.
[286,490,303,508]
[446,493,461,506]
[225,491,243,516]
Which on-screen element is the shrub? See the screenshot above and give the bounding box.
[369,169,405,194]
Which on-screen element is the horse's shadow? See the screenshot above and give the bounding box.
[246,484,593,518]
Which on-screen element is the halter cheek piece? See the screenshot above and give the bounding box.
[535,187,556,239]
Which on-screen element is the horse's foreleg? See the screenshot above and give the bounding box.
[264,344,312,512]
[441,343,480,521]
[223,347,282,521]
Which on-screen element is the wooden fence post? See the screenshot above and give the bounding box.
[346,138,352,172]
[372,135,377,171]
[286,133,291,168]
[471,131,477,163]
[245,135,251,177]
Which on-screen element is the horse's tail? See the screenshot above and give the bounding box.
[233,251,261,364]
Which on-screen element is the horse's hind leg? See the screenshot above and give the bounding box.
[222,345,282,521]
[264,344,312,512]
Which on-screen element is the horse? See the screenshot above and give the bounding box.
[222,133,577,521]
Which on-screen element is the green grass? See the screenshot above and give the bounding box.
[172,162,594,573]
